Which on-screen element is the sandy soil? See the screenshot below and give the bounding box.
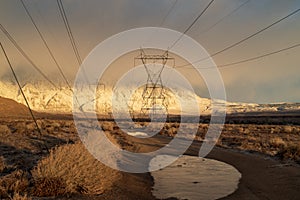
[0,118,299,199]
[113,133,300,200]
[0,97,300,199]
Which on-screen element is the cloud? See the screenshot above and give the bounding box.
[0,0,299,103]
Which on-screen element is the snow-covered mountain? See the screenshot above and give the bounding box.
[0,81,299,115]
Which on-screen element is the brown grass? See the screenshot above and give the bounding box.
[101,122,115,132]
[0,118,299,198]
[160,123,300,163]
[269,137,286,148]
[32,177,67,197]
[277,144,300,163]
[0,170,29,199]
[0,156,6,173]
[11,193,32,200]
[31,143,120,197]
[0,125,11,134]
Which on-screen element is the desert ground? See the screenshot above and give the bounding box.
[0,96,299,200]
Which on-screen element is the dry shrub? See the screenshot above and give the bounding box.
[165,123,171,130]
[167,127,178,137]
[197,127,207,139]
[14,122,27,135]
[233,126,244,133]
[172,123,180,128]
[36,120,45,129]
[245,136,258,143]
[32,177,66,197]
[101,122,114,132]
[240,142,262,152]
[277,144,300,163]
[25,123,36,132]
[0,170,29,198]
[243,128,251,134]
[0,156,6,173]
[283,126,293,133]
[11,193,32,200]
[31,143,120,197]
[270,127,280,134]
[220,136,242,148]
[269,137,286,148]
[0,125,11,134]
[224,124,233,131]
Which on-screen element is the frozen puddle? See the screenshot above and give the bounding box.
[150,155,241,200]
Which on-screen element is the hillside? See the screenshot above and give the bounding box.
[0,96,36,118]
[0,81,299,115]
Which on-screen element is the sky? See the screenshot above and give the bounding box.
[0,0,300,103]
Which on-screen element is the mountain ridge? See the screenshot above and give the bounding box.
[0,81,299,115]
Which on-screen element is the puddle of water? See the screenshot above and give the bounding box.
[150,155,241,200]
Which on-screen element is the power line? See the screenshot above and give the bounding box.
[177,43,300,70]
[168,0,215,50]
[178,7,300,68]
[182,0,215,36]
[20,0,72,89]
[218,43,300,69]
[16,0,94,114]
[0,41,49,152]
[57,0,82,65]
[140,0,214,108]
[0,24,87,118]
[160,0,178,27]
[0,23,58,88]
[20,0,92,114]
[20,0,87,114]
[56,0,91,85]
[197,0,251,36]
[0,42,36,124]
[141,0,178,48]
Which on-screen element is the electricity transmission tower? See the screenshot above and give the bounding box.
[131,50,174,120]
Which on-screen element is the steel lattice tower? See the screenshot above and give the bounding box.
[131,50,174,119]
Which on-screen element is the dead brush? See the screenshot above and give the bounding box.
[10,193,32,200]
[269,137,286,148]
[32,177,66,197]
[101,122,115,132]
[0,170,29,199]
[277,143,300,163]
[0,156,6,173]
[31,143,120,197]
